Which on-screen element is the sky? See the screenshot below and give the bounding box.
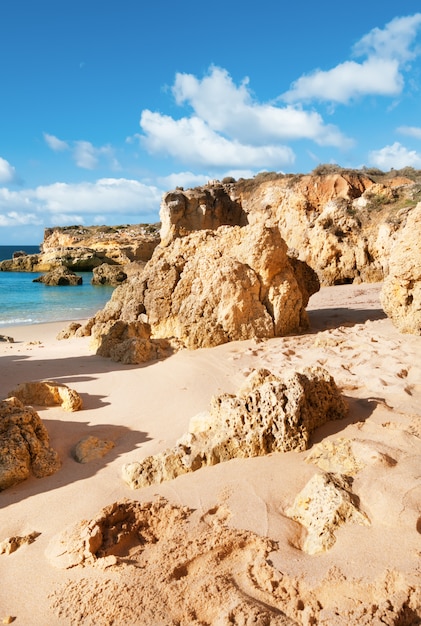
[1,1,421,244]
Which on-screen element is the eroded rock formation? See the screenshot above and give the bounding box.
[81,223,320,360]
[8,381,83,412]
[0,397,61,490]
[122,366,347,489]
[381,203,421,334]
[285,472,369,554]
[91,263,127,286]
[160,173,417,285]
[33,267,82,286]
[160,184,246,246]
[47,496,421,626]
[0,224,160,272]
[0,532,40,555]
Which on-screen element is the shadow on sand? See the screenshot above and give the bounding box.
[0,414,150,509]
[307,306,387,333]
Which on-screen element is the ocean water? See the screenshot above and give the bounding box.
[0,245,115,326]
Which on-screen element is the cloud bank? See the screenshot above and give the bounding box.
[0,178,163,229]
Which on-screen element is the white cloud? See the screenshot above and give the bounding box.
[0,178,163,231]
[44,134,121,171]
[0,157,19,184]
[137,65,354,171]
[283,14,421,104]
[353,13,421,62]
[172,67,351,147]
[369,142,421,169]
[74,141,99,169]
[0,210,41,227]
[140,109,296,169]
[156,171,209,190]
[35,178,162,215]
[43,133,69,151]
[283,58,403,104]
[397,125,421,140]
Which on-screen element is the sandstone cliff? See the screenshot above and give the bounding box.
[381,202,421,334]
[0,223,160,272]
[160,171,419,286]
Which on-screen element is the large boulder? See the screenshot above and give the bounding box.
[381,203,421,334]
[84,223,319,358]
[33,267,82,286]
[122,366,347,489]
[8,381,83,412]
[0,397,61,490]
[91,263,127,286]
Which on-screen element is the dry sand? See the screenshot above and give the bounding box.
[0,282,420,625]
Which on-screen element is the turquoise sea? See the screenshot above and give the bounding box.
[0,245,114,327]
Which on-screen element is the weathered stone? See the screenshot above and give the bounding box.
[91,263,127,286]
[33,267,82,286]
[87,223,319,358]
[306,437,398,475]
[160,184,247,246]
[0,224,160,272]
[0,397,61,490]
[56,321,82,340]
[8,381,82,412]
[73,436,115,464]
[0,335,14,343]
[122,366,347,489]
[285,472,370,554]
[381,203,421,334]
[159,173,415,285]
[0,531,40,555]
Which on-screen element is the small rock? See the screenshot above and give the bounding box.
[285,472,370,554]
[73,436,115,463]
[0,335,14,343]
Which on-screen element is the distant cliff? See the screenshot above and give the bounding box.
[0,223,160,272]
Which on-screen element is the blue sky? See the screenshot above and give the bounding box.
[1,1,421,244]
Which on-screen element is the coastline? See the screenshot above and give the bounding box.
[1,283,421,624]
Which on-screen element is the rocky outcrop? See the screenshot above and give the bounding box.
[0,397,61,490]
[381,203,421,334]
[160,173,417,285]
[33,267,83,286]
[8,381,83,412]
[91,263,127,286]
[160,184,246,246]
[82,223,319,359]
[0,253,41,272]
[42,224,160,264]
[122,366,347,489]
[0,224,160,272]
[92,319,175,364]
[285,472,369,555]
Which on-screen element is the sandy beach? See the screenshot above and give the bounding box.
[1,282,420,625]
